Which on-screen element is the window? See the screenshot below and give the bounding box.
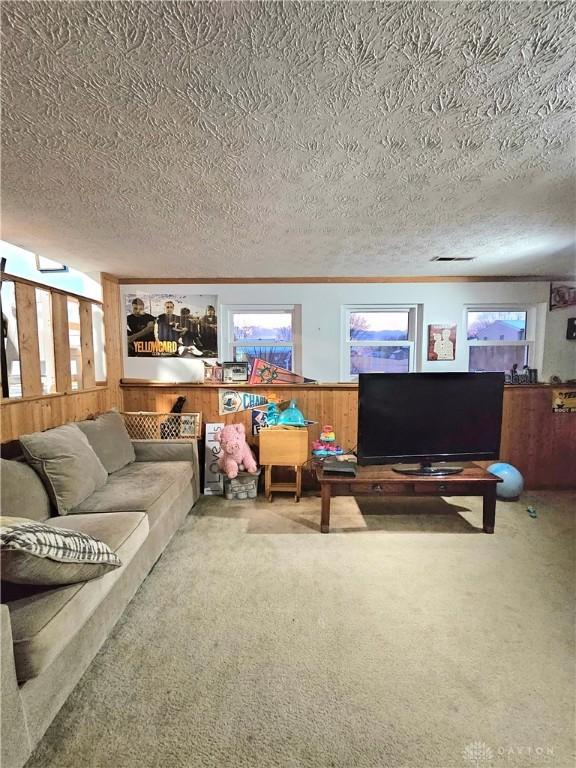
[466,308,533,372]
[342,307,417,380]
[225,306,301,373]
[67,298,82,390]
[1,241,101,300]
[35,255,68,274]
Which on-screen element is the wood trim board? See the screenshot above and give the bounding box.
[51,292,72,393]
[14,282,42,397]
[114,275,565,285]
[2,272,103,304]
[79,300,96,389]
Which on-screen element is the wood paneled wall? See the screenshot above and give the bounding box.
[1,388,119,444]
[497,386,576,490]
[122,382,576,490]
[1,275,123,444]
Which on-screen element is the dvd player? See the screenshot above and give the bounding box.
[322,458,357,476]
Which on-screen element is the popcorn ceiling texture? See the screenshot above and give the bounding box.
[1,1,575,278]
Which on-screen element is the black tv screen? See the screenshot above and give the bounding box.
[357,372,504,466]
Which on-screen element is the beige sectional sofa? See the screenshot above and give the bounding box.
[0,415,201,768]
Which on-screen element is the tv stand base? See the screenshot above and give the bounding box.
[316,463,500,534]
[392,464,464,477]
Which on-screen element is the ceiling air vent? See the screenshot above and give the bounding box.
[430,257,476,262]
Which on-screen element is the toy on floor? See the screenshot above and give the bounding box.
[224,469,261,500]
[312,424,344,457]
[487,462,524,500]
[217,423,258,479]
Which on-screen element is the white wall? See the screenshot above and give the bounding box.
[542,303,576,382]
[121,281,576,383]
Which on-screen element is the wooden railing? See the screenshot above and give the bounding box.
[1,274,122,443]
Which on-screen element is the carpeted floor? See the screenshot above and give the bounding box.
[27,491,575,768]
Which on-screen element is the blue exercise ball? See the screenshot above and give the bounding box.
[488,462,524,500]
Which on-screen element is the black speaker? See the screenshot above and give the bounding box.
[567,318,576,340]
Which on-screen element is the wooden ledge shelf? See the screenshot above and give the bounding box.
[121,379,357,389]
[120,379,558,390]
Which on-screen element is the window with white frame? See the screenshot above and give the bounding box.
[225,306,301,373]
[466,307,534,372]
[342,306,417,380]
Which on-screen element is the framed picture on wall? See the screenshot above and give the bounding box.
[124,291,218,358]
[550,281,576,311]
[222,361,250,383]
[427,324,456,361]
[204,363,223,383]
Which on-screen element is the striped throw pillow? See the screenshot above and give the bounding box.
[0,517,122,586]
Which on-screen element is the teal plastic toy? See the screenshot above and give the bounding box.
[267,401,280,426]
[277,399,305,426]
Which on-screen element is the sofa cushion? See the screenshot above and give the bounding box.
[76,410,135,474]
[19,425,108,515]
[70,461,193,527]
[0,458,52,522]
[0,516,121,586]
[3,511,148,682]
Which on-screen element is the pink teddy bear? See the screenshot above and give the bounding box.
[217,423,258,479]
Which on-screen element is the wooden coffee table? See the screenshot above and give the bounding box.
[315,463,501,534]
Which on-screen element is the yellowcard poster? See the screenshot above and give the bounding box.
[125,292,217,358]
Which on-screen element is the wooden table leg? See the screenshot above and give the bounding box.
[483,485,497,533]
[320,482,331,533]
[265,465,272,502]
[295,465,301,502]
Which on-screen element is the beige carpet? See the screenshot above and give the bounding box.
[27,492,575,768]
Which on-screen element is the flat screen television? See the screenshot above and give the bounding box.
[357,372,504,476]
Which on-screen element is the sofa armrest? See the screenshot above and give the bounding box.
[132,440,200,500]
[1,605,31,768]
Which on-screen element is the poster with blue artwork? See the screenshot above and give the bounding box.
[252,409,269,436]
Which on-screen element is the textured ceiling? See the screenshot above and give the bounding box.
[1,1,575,278]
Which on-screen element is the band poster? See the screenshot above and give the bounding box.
[125,292,218,358]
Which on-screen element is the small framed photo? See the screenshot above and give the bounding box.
[222,361,250,383]
[550,281,576,311]
[204,364,223,383]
